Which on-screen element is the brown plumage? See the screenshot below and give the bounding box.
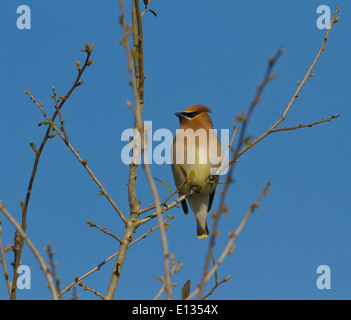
[171,105,222,238]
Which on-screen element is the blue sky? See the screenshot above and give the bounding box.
[0,1,350,300]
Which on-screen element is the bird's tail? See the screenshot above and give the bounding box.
[188,194,210,239]
[196,219,209,239]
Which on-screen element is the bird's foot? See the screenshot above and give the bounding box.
[191,185,200,195]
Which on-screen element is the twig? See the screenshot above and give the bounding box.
[139,189,194,225]
[70,285,79,300]
[104,0,144,301]
[44,242,61,298]
[198,47,283,299]
[86,220,123,244]
[59,253,119,298]
[51,86,69,143]
[197,5,339,298]
[132,0,144,105]
[213,124,239,177]
[58,216,174,298]
[25,88,128,225]
[139,178,188,215]
[0,202,58,300]
[143,153,173,299]
[132,1,171,291]
[129,215,174,247]
[141,0,153,17]
[0,225,11,297]
[153,253,183,300]
[78,280,105,299]
[10,45,93,300]
[201,275,231,300]
[187,182,271,300]
[270,114,340,133]
[227,5,340,167]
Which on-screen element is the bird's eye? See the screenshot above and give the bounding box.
[181,111,201,119]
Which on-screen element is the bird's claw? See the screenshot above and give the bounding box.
[191,185,200,195]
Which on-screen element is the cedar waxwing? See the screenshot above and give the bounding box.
[171,105,222,239]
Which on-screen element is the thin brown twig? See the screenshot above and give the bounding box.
[11,46,93,300]
[227,5,340,167]
[201,275,231,300]
[44,242,62,299]
[0,202,58,300]
[270,114,340,133]
[198,47,283,299]
[106,0,171,300]
[141,0,153,17]
[58,215,174,298]
[0,225,11,297]
[153,253,183,300]
[138,178,188,215]
[86,220,123,244]
[187,182,271,300]
[196,5,339,299]
[25,88,127,225]
[51,86,69,143]
[139,189,194,225]
[104,0,145,300]
[78,280,105,299]
[130,215,175,247]
[143,153,173,299]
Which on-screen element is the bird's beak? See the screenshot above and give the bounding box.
[175,112,184,118]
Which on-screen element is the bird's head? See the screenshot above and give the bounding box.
[175,105,213,129]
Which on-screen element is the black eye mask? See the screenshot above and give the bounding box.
[175,110,201,119]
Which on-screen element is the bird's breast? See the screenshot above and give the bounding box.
[171,129,220,195]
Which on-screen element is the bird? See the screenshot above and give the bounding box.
[171,105,222,239]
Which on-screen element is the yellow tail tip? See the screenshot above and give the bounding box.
[197,234,209,239]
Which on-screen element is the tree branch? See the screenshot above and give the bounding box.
[0,202,58,300]
[86,220,123,244]
[10,45,93,300]
[270,114,340,133]
[201,275,231,300]
[227,5,340,167]
[0,226,11,297]
[25,88,127,225]
[58,215,174,298]
[187,182,271,300]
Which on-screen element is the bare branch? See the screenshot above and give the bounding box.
[139,189,195,225]
[10,46,93,300]
[227,5,340,167]
[270,114,340,133]
[153,253,183,300]
[130,215,175,247]
[0,225,11,297]
[141,0,153,17]
[86,221,123,244]
[143,154,173,299]
[44,242,62,298]
[78,279,105,299]
[201,275,231,300]
[0,202,58,300]
[25,88,127,225]
[58,216,174,298]
[197,46,283,299]
[188,181,271,300]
